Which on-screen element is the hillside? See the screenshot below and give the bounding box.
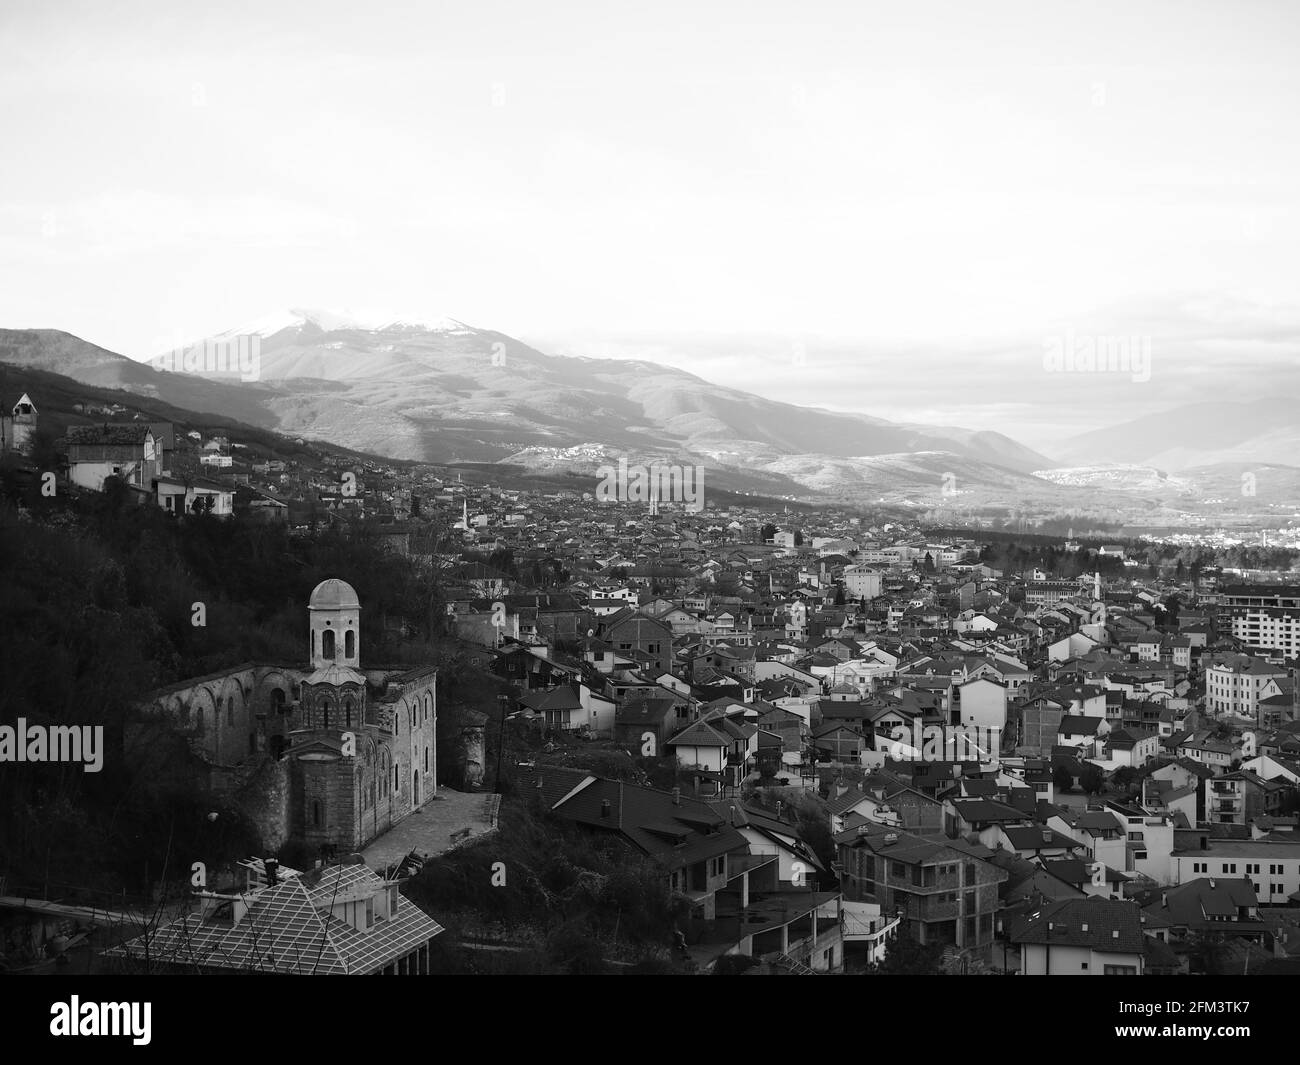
[1,315,1059,505]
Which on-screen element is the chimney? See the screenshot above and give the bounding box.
[600,799,611,819]
[672,787,681,806]
[729,804,737,825]
[264,859,279,886]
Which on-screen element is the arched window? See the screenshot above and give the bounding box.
[322,628,336,659]
[345,630,355,658]
[226,697,234,726]
[319,697,330,731]
[394,765,399,791]
[271,688,286,715]
[424,747,428,772]
[313,801,322,827]
[312,631,317,659]
[344,699,353,728]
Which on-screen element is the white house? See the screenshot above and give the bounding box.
[1014,898,1147,975]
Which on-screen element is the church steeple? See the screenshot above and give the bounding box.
[308,578,361,669]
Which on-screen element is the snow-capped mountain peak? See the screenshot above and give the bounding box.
[214,308,473,339]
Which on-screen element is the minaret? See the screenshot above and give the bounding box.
[1094,571,1101,601]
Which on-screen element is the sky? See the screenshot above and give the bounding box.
[2,0,1298,454]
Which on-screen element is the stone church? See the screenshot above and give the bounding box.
[133,579,438,855]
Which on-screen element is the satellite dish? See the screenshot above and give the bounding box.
[346,852,366,865]
[587,628,595,637]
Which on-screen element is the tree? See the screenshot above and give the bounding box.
[1111,766,1141,794]
[1078,763,1105,795]
[1186,931,1231,975]
[713,954,760,975]
[870,933,944,975]
[1163,594,1181,628]
[760,523,777,543]
[1052,765,1074,793]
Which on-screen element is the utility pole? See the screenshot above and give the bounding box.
[494,693,510,793]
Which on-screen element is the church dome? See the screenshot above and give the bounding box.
[309,578,360,611]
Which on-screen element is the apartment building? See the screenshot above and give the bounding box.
[834,822,1007,953]
[1217,584,1300,662]
[1204,653,1290,723]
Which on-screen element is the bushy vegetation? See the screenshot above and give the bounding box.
[406,797,687,974]
[0,485,448,899]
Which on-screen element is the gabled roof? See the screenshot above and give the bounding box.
[67,423,154,446]
[1002,825,1085,852]
[103,864,442,974]
[552,777,747,870]
[1011,897,1146,953]
[519,683,583,712]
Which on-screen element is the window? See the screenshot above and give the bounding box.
[1103,965,1137,975]
[226,697,234,725]
[1223,863,1237,874]
[345,630,355,658]
[313,801,321,827]
[322,628,336,659]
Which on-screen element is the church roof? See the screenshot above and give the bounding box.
[303,664,366,687]
[310,578,360,611]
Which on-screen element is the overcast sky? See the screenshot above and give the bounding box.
[2,0,1298,454]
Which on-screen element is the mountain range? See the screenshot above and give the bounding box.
[0,311,1295,516]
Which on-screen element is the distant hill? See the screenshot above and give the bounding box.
[1058,397,1300,468]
